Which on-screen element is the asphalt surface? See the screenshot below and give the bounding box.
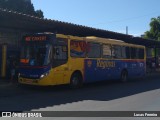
[0,73,160,119]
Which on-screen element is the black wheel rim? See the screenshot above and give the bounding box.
[72,76,79,86]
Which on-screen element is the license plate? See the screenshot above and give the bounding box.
[24,79,33,83]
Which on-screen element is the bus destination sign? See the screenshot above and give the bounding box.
[25,36,47,41]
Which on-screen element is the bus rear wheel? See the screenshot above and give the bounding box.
[70,73,83,89]
[121,70,128,82]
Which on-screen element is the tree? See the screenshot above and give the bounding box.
[144,16,160,41]
[35,10,44,18]
[0,0,44,18]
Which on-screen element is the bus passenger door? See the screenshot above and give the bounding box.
[52,45,68,85]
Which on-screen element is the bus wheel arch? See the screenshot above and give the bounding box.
[70,70,83,88]
[121,69,128,82]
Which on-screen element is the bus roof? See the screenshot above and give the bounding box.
[56,34,145,48]
[86,36,124,43]
[85,36,145,48]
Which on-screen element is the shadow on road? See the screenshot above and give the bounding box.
[0,74,160,111]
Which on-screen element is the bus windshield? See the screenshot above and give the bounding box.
[20,43,52,66]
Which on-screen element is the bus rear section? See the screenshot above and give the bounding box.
[82,37,146,83]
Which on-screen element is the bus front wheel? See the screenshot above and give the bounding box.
[121,70,128,82]
[70,72,83,89]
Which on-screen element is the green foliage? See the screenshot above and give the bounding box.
[35,10,44,18]
[0,0,44,18]
[144,16,160,40]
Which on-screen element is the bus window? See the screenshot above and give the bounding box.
[87,42,101,58]
[102,44,112,59]
[53,46,67,60]
[70,40,86,57]
[121,46,130,59]
[131,47,142,59]
[52,45,68,68]
[112,45,122,59]
[125,46,130,59]
[138,48,144,59]
[20,43,52,66]
[44,44,52,65]
[122,46,126,59]
[131,47,137,59]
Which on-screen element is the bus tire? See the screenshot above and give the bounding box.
[121,70,128,82]
[70,72,83,89]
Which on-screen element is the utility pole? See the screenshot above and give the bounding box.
[126,26,128,35]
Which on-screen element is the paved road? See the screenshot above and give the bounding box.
[0,74,160,119]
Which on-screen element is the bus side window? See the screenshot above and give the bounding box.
[131,47,140,59]
[70,40,86,58]
[102,44,112,59]
[112,45,122,59]
[121,46,130,59]
[138,48,144,59]
[53,46,67,60]
[125,46,131,59]
[87,42,101,58]
[122,46,126,59]
[52,46,68,68]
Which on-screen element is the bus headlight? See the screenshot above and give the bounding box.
[40,74,45,78]
[40,72,49,79]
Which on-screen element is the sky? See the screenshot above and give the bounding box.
[32,0,160,36]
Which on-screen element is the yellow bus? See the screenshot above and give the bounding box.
[19,33,146,87]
